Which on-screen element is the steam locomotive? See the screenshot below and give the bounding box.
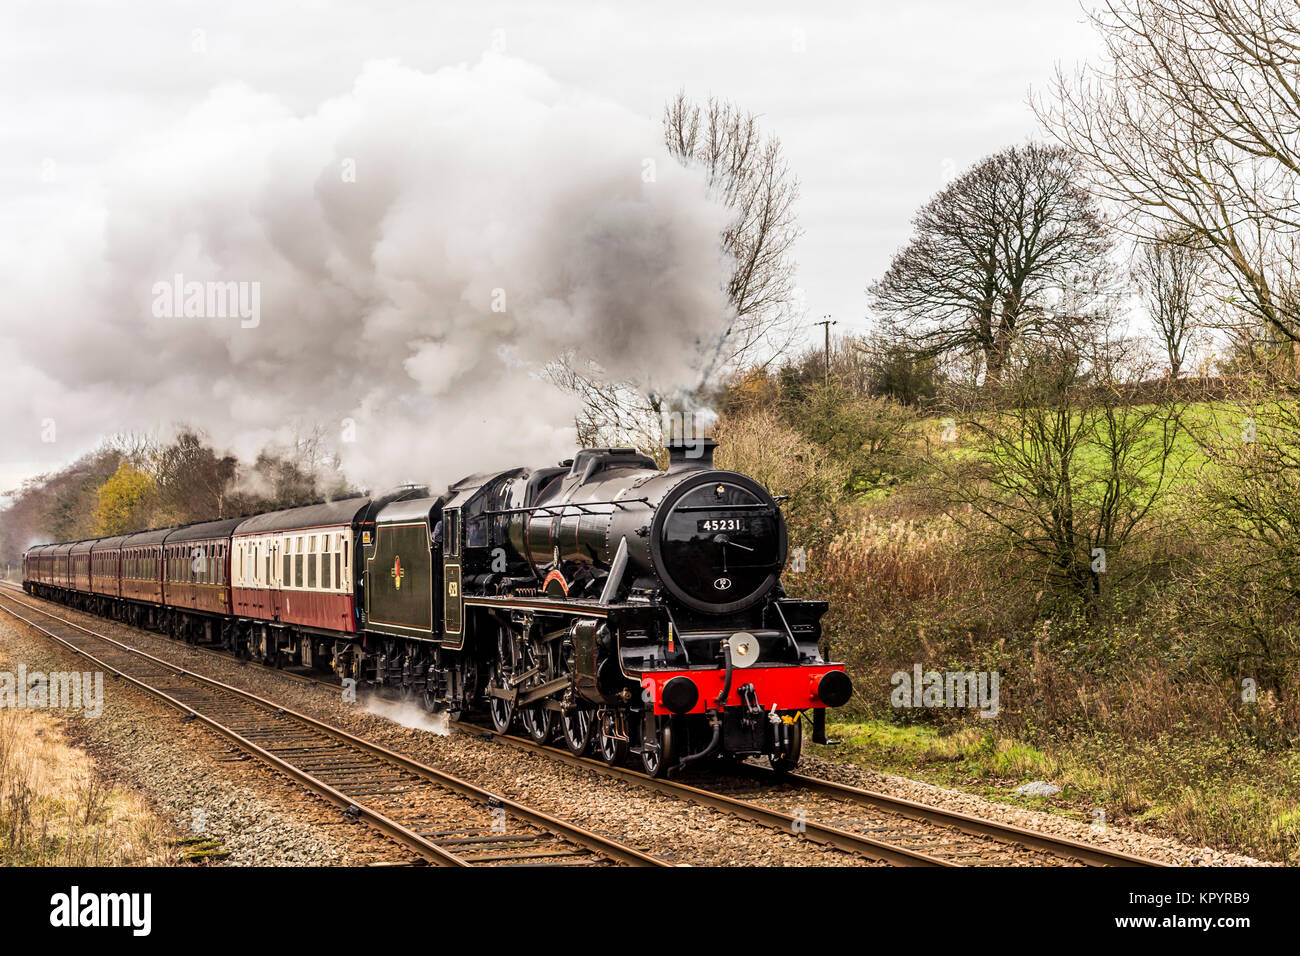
[22,438,851,775]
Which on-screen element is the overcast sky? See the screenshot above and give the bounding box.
[0,0,1102,494]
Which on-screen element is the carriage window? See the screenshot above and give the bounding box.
[307,546,317,588]
[294,553,303,588]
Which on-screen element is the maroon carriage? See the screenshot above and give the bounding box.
[50,540,76,592]
[162,518,241,618]
[119,527,170,609]
[90,535,129,601]
[70,539,93,593]
[21,544,51,593]
[231,498,367,662]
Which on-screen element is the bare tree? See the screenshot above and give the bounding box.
[664,91,803,366]
[939,324,1187,598]
[549,93,804,452]
[870,143,1112,385]
[544,358,665,451]
[150,428,239,523]
[1036,0,1300,350]
[246,424,351,508]
[1189,375,1300,694]
[1133,233,1203,377]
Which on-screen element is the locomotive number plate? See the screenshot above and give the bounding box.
[698,517,747,533]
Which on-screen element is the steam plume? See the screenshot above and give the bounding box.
[2,55,733,491]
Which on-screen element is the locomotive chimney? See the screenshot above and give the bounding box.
[665,436,717,471]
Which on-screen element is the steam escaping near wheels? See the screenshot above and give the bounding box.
[360,693,451,736]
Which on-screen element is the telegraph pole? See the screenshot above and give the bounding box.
[814,316,837,382]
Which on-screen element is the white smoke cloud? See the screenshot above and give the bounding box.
[1,55,733,491]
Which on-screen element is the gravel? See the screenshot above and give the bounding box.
[0,611,423,866]
[791,751,1270,867]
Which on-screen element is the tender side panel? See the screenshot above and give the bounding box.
[366,521,435,638]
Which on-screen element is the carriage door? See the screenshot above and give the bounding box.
[442,509,463,642]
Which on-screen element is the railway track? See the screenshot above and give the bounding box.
[0,584,1164,867]
[0,587,666,868]
[448,720,1164,867]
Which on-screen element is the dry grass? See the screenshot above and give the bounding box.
[786,509,1029,715]
[0,705,177,866]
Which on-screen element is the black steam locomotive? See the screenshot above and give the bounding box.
[24,437,851,776]
[362,437,850,774]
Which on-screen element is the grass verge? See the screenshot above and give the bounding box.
[813,718,1300,863]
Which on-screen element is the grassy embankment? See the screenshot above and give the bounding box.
[791,400,1300,862]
